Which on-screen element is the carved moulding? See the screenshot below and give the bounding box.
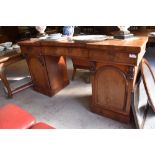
[127,66,135,80]
[89,61,96,74]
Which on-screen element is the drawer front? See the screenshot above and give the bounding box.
[89,49,138,65]
[69,48,89,58]
[42,47,89,58]
[42,47,68,56]
[21,46,41,56]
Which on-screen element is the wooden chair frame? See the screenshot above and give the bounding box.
[140,58,155,112]
[0,53,33,98]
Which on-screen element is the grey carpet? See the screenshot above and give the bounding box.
[0,58,133,129]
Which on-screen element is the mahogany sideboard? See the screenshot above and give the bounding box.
[19,36,148,123]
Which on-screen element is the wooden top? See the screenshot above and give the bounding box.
[19,36,148,54]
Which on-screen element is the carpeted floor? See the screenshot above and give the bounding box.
[0,47,155,129]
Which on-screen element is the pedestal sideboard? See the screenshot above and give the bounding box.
[19,36,148,123]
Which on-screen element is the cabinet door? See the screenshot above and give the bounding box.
[94,66,128,111]
[91,63,131,123]
[27,55,50,87]
[22,47,51,96]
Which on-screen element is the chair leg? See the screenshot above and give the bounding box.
[72,67,77,81]
[0,70,13,98]
[11,81,33,95]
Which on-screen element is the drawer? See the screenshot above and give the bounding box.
[89,49,138,65]
[69,48,89,58]
[20,46,41,56]
[42,47,68,56]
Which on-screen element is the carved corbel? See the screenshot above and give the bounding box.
[89,61,96,74]
[127,66,135,80]
[37,53,45,67]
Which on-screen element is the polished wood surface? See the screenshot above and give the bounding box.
[0,52,33,98]
[19,36,148,123]
[21,44,69,97]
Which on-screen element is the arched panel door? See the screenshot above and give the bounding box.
[94,66,128,112]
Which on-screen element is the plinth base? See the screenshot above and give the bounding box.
[36,33,47,38]
[114,33,134,39]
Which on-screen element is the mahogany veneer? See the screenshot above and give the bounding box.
[19,36,148,123]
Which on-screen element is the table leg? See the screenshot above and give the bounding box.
[0,70,13,98]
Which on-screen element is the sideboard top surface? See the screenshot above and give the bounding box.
[19,36,148,54]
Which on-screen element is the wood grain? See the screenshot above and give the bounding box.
[19,36,148,123]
